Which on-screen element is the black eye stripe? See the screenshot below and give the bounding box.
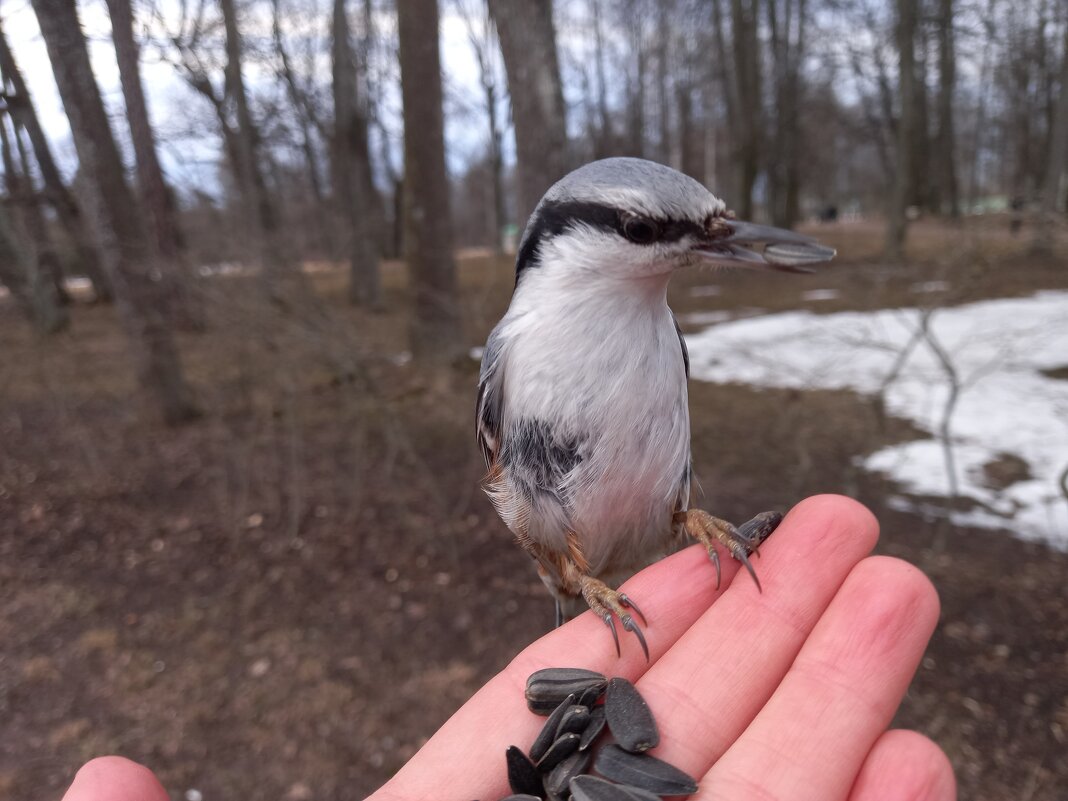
[515,200,707,281]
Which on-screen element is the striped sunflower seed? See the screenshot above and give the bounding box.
[593,744,699,795]
[604,678,659,753]
[525,668,607,715]
[505,745,543,798]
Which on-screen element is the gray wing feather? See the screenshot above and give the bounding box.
[476,324,507,467]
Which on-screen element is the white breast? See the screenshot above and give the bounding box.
[497,256,690,578]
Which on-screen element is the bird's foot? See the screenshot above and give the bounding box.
[579,576,649,660]
[675,509,783,592]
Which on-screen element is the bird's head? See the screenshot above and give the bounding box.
[514,158,835,284]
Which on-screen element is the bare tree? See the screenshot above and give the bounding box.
[31,0,198,423]
[730,0,762,219]
[1034,19,1068,254]
[488,0,569,228]
[397,0,462,364]
[455,0,507,254]
[886,0,918,261]
[934,0,959,217]
[0,21,110,301]
[333,0,382,307]
[105,0,202,327]
[0,111,66,332]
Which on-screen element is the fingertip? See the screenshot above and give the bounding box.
[786,494,880,550]
[849,730,956,801]
[65,756,167,801]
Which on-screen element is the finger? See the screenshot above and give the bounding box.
[701,557,940,801]
[848,730,956,801]
[61,757,168,801]
[371,531,748,801]
[634,494,879,776]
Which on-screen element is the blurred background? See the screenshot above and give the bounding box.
[0,0,1066,798]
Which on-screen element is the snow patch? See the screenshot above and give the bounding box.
[684,291,1068,546]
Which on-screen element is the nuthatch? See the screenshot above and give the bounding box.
[477,158,835,656]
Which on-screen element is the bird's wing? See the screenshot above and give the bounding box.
[476,324,507,469]
[672,313,690,378]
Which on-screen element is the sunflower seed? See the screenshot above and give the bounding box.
[613,784,660,801]
[604,678,659,753]
[556,705,591,737]
[498,796,542,801]
[577,682,606,708]
[530,693,577,763]
[593,744,698,795]
[578,706,607,751]
[544,748,593,801]
[506,746,544,797]
[536,732,581,772]
[569,774,641,801]
[526,668,607,714]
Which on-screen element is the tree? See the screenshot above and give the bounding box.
[0,109,67,333]
[488,0,569,228]
[105,0,201,327]
[0,21,110,302]
[1033,19,1068,255]
[730,0,762,220]
[934,0,959,217]
[397,0,462,364]
[333,0,382,307]
[31,0,198,424]
[886,0,918,262]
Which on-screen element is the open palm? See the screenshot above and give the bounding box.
[63,496,954,801]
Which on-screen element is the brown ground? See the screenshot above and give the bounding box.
[1,218,1066,801]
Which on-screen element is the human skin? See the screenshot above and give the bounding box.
[62,495,955,801]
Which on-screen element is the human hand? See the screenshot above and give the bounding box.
[62,495,954,801]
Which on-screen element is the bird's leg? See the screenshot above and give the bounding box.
[542,544,650,660]
[675,509,783,592]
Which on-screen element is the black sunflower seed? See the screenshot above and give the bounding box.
[526,668,608,715]
[544,748,593,801]
[578,706,607,751]
[614,784,660,801]
[530,693,577,763]
[505,745,543,797]
[556,705,591,737]
[593,745,698,795]
[536,732,581,772]
[577,682,606,708]
[604,678,659,753]
[569,774,641,801]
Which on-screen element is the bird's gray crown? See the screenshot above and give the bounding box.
[514,158,726,280]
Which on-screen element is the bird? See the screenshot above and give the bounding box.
[476,158,836,657]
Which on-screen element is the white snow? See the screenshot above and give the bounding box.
[684,291,1068,547]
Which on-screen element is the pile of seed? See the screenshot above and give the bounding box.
[495,667,699,801]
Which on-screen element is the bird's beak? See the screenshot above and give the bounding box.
[691,219,836,273]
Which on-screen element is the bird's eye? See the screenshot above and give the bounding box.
[621,215,661,244]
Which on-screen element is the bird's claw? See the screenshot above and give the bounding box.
[584,579,650,661]
[677,509,783,592]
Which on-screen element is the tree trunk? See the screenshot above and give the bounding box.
[333,0,382,307]
[1033,21,1068,255]
[488,0,569,229]
[0,21,110,301]
[885,0,917,262]
[0,114,68,333]
[105,0,201,328]
[31,0,198,424]
[397,0,462,365]
[219,0,292,293]
[935,0,958,217]
[730,0,761,219]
